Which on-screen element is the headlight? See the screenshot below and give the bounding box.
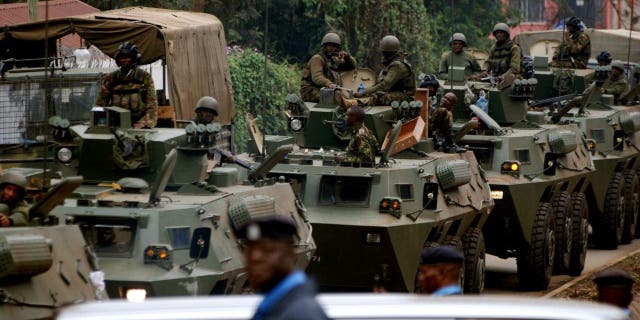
[56,147,73,164]
[500,161,520,176]
[290,118,303,132]
[491,190,504,200]
[365,233,382,245]
[586,139,596,154]
[379,197,402,217]
[143,245,173,270]
[126,288,147,302]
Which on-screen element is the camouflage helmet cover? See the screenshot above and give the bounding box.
[380,35,401,52]
[611,60,625,71]
[321,33,342,46]
[449,33,467,46]
[194,96,219,115]
[0,171,27,192]
[492,23,510,37]
[115,42,141,66]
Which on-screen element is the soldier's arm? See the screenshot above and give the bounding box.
[337,54,357,71]
[9,204,29,226]
[363,62,408,95]
[95,76,113,106]
[136,72,158,128]
[438,53,449,80]
[469,54,482,73]
[567,34,588,55]
[309,56,333,87]
[604,79,628,96]
[502,46,522,78]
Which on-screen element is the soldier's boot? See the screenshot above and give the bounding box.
[335,90,360,111]
[444,134,466,153]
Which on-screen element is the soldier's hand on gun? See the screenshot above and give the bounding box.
[328,83,337,89]
[0,215,10,227]
[337,51,349,59]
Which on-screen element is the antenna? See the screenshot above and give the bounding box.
[43,0,51,190]
[449,0,454,90]
[263,0,269,118]
[626,0,634,72]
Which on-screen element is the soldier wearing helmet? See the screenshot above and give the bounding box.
[601,61,628,103]
[596,51,613,66]
[194,96,219,124]
[481,23,522,82]
[300,32,357,102]
[550,16,591,69]
[620,65,640,105]
[96,42,158,128]
[438,33,481,80]
[0,171,29,227]
[352,35,416,106]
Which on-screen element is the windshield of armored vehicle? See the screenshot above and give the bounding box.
[464,142,494,169]
[76,216,137,257]
[319,176,372,206]
[0,73,102,144]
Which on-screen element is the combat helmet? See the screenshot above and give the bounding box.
[492,23,510,37]
[380,35,400,52]
[419,74,440,90]
[611,60,625,72]
[115,42,141,66]
[321,33,342,47]
[565,16,582,28]
[449,33,467,47]
[596,51,613,64]
[0,171,27,196]
[194,96,219,115]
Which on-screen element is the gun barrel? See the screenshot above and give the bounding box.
[529,93,578,108]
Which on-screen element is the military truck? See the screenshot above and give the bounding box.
[0,177,106,320]
[46,107,315,298]
[442,71,595,290]
[246,68,494,293]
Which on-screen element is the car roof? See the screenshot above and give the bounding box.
[56,294,627,320]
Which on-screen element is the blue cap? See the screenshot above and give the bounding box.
[420,245,464,265]
[237,215,298,241]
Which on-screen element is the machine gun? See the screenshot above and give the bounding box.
[208,147,256,171]
[529,93,577,110]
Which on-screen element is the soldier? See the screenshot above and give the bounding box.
[593,268,634,315]
[550,16,591,69]
[96,42,158,128]
[601,61,628,104]
[596,51,613,66]
[478,23,521,87]
[300,32,357,102]
[419,74,442,113]
[238,215,329,320]
[345,105,379,167]
[417,245,464,295]
[0,172,29,227]
[352,35,416,106]
[194,96,219,125]
[438,33,482,80]
[620,65,640,105]
[430,93,458,151]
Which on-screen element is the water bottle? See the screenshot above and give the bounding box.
[477,90,489,114]
[357,82,364,94]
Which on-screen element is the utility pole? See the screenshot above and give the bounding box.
[28,0,39,21]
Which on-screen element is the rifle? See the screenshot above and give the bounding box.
[529,93,577,109]
[208,147,255,171]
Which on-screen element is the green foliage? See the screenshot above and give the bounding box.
[227,47,301,153]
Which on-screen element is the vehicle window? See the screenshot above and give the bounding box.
[590,128,605,143]
[75,216,137,257]
[464,142,494,169]
[515,148,530,164]
[267,172,307,200]
[319,175,372,206]
[396,184,414,200]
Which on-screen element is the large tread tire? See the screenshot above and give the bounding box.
[462,228,486,294]
[621,170,639,244]
[444,236,465,291]
[568,192,589,276]
[517,202,556,291]
[635,167,640,239]
[596,172,625,249]
[551,191,573,274]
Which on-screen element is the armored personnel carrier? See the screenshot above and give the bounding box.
[443,71,595,290]
[248,70,493,293]
[1,177,106,320]
[47,107,314,298]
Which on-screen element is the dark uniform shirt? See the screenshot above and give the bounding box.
[0,200,29,226]
[484,40,522,77]
[602,73,628,103]
[438,50,482,80]
[362,54,416,106]
[346,125,379,165]
[300,51,356,102]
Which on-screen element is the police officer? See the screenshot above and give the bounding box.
[300,32,357,102]
[353,35,416,106]
[593,268,634,314]
[96,42,158,128]
[238,215,329,320]
[601,61,628,104]
[438,33,482,80]
[345,105,379,167]
[0,172,29,227]
[551,16,591,69]
[430,93,458,152]
[194,96,219,125]
[482,23,522,80]
[417,245,465,295]
[596,51,613,66]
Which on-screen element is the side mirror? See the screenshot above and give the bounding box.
[189,227,211,259]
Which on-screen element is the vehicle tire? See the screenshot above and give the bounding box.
[568,192,589,276]
[596,172,625,249]
[621,170,639,244]
[551,191,573,274]
[462,228,486,294]
[517,202,555,291]
[444,236,465,291]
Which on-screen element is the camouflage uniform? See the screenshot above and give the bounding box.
[0,200,29,226]
[96,67,158,128]
[430,107,453,141]
[602,73,628,103]
[551,31,591,69]
[346,125,379,165]
[484,40,522,78]
[300,51,356,102]
[438,51,481,80]
[361,54,416,106]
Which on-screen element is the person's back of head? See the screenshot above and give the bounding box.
[418,245,464,294]
[593,268,634,309]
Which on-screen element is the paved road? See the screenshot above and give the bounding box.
[484,239,640,295]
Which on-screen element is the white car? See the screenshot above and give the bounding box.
[55,294,627,320]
